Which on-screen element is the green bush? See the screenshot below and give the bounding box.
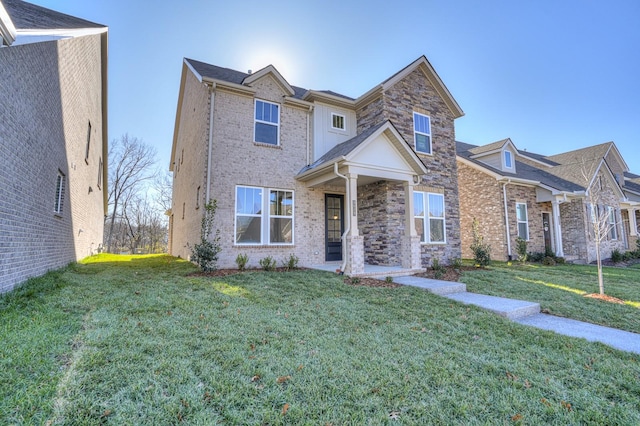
[542,256,557,266]
[282,253,299,271]
[259,256,277,271]
[235,253,248,271]
[385,276,393,283]
[515,237,528,263]
[528,252,545,263]
[188,200,221,272]
[623,251,634,262]
[555,256,566,264]
[451,257,463,271]
[470,219,491,267]
[610,248,624,263]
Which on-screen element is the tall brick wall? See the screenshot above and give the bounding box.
[356,67,462,265]
[505,185,546,256]
[0,35,105,292]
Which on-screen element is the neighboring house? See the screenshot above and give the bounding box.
[457,140,632,263]
[170,56,464,275]
[0,0,108,292]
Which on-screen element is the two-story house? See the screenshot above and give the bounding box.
[0,0,108,292]
[169,56,464,276]
[457,140,632,263]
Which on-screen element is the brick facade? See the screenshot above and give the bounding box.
[0,35,106,292]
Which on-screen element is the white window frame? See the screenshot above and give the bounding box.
[54,171,65,215]
[235,185,294,246]
[254,99,280,145]
[504,150,513,169]
[413,112,432,155]
[414,191,446,244]
[608,206,618,240]
[516,202,529,240]
[331,112,346,131]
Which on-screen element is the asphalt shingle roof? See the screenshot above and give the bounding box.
[2,0,104,30]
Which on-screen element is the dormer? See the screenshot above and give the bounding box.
[468,138,518,173]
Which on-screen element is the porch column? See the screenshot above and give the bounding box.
[552,199,564,257]
[628,208,638,237]
[345,173,364,276]
[402,181,422,269]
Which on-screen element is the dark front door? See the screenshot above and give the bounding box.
[325,194,344,261]
[542,212,552,253]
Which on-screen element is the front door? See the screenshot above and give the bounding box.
[325,194,344,261]
[542,212,552,253]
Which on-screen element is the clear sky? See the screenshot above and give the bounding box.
[30,0,640,173]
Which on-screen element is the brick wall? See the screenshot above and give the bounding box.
[0,35,105,292]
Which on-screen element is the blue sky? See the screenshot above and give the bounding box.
[31,0,640,172]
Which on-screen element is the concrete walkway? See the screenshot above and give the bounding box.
[394,276,640,355]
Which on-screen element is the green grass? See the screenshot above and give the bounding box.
[460,262,640,334]
[1,254,639,424]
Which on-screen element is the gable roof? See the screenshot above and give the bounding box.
[1,0,103,31]
[356,55,464,119]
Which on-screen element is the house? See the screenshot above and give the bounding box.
[0,0,108,292]
[457,139,633,263]
[169,56,464,275]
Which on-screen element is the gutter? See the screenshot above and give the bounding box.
[206,82,216,202]
[334,163,350,273]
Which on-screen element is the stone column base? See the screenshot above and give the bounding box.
[401,235,423,269]
[345,235,364,276]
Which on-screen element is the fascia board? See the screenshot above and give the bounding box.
[0,2,17,45]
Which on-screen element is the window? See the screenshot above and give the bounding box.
[504,150,513,168]
[235,186,294,245]
[196,186,200,209]
[254,100,279,145]
[516,202,529,240]
[97,157,103,189]
[85,121,91,163]
[54,171,65,214]
[331,113,345,130]
[413,112,432,154]
[608,206,618,240]
[414,191,446,243]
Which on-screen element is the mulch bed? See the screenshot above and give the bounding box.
[187,267,299,277]
[584,293,626,304]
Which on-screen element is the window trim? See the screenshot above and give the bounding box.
[504,150,513,169]
[235,185,294,246]
[254,99,280,146]
[97,157,103,189]
[331,112,346,131]
[516,202,529,240]
[54,171,65,215]
[414,191,446,244]
[608,206,618,240]
[413,112,432,155]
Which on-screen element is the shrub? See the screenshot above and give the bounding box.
[470,219,491,267]
[350,277,360,285]
[235,253,249,271]
[282,254,299,271]
[542,256,556,266]
[385,276,393,283]
[259,256,277,271]
[515,237,528,263]
[188,200,221,272]
[451,257,463,271]
[528,252,545,263]
[623,251,634,262]
[555,256,566,264]
[610,248,623,263]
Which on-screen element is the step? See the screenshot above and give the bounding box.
[393,276,466,295]
[445,292,540,320]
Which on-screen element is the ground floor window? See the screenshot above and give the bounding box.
[516,202,529,240]
[414,191,445,243]
[235,186,294,245]
[608,206,618,240]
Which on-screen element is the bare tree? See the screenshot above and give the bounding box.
[106,134,157,253]
[153,170,173,214]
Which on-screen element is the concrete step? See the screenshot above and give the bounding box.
[393,276,466,295]
[445,292,540,320]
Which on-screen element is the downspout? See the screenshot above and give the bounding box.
[206,82,216,202]
[306,105,313,165]
[502,180,512,260]
[334,163,350,273]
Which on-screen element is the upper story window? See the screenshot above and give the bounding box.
[331,113,346,131]
[254,99,280,145]
[85,121,92,164]
[413,112,431,155]
[504,150,513,169]
[516,202,529,240]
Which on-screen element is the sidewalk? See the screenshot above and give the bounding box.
[394,276,640,355]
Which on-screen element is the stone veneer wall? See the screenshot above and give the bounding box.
[0,35,105,292]
[357,181,405,266]
[356,66,461,265]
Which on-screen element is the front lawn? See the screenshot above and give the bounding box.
[1,254,639,424]
[460,262,640,334]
